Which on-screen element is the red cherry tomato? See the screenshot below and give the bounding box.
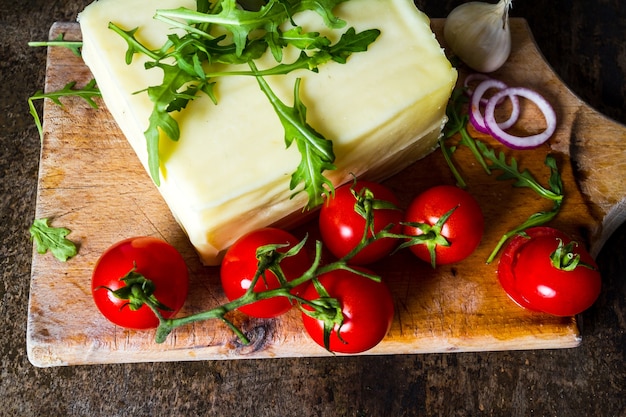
[92,237,189,329]
[319,180,403,265]
[301,267,394,354]
[220,228,310,319]
[497,227,601,316]
[402,185,484,266]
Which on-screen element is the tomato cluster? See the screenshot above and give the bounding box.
[90,181,601,354]
[90,181,488,353]
[219,226,395,354]
[319,181,484,268]
[219,181,486,353]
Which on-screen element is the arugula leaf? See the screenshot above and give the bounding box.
[280,27,331,50]
[32,79,100,109]
[328,27,380,63]
[29,218,78,262]
[299,0,350,28]
[477,141,563,203]
[28,80,101,142]
[254,72,335,208]
[140,63,200,185]
[545,153,564,197]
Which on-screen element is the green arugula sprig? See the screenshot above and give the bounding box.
[477,141,563,203]
[28,80,101,142]
[109,0,380,208]
[254,72,335,204]
[476,141,564,263]
[29,218,78,262]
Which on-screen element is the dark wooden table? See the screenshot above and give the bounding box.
[2,1,624,415]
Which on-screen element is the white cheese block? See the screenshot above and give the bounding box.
[79,0,457,265]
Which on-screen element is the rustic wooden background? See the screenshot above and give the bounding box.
[2,0,625,415]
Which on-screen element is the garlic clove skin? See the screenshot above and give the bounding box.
[444,0,513,73]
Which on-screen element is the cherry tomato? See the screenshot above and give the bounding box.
[402,185,484,267]
[220,227,310,319]
[319,180,403,265]
[301,267,394,354]
[497,227,601,316]
[92,237,189,329]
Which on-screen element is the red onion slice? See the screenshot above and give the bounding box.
[469,78,520,133]
[494,92,521,131]
[463,73,492,97]
[484,87,557,150]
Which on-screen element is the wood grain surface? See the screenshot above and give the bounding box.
[26,19,626,367]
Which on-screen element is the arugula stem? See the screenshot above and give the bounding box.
[28,33,83,57]
[152,15,218,40]
[477,143,564,262]
[441,88,490,181]
[438,138,467,188]
[459,127,491,175]
[107,23,161,61]
[28,40,83,56]
[486,200,562,264]
[156,7,248,26]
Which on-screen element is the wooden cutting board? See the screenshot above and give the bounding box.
[27,19,626,367]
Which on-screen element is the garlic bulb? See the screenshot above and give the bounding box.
[444,0,513,73]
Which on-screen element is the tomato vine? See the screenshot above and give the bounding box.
[152,235,384,346]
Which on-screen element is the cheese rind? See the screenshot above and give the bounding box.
[79,0,457,265]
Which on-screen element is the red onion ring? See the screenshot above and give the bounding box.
[469,78,520,134]
[463,73,491,97]
[484,87,557,150]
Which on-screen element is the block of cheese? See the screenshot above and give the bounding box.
[78,0,457,265]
